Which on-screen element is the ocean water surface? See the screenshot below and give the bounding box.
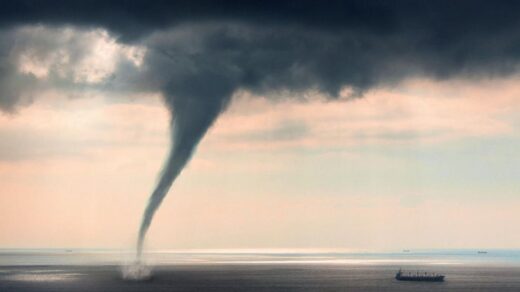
[1,249,520,291]
[1,248,519,266]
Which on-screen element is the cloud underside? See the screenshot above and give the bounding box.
[1,1,520,111]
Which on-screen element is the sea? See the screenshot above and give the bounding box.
[1,249,520,291]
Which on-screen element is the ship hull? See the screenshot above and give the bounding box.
[396,275,445,282]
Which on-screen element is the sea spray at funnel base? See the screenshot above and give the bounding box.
[122,263,152,281]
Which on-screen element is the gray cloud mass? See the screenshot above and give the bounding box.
[1,1,520,111]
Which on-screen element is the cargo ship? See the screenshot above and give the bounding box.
[395,269,445,282]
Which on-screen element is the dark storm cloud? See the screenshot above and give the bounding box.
[0,0,398,40]
[1,1,520,45]
[0,2,516,60]
[2,0,520,107]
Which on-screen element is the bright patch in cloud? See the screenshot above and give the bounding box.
[15,26,145,83]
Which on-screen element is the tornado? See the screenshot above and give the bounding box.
[136,85,232,260]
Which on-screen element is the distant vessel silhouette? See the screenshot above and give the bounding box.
[477,251,488,254]
[395,269,445,282]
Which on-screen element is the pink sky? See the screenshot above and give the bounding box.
[2,76,520,250]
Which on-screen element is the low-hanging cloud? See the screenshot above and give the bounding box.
[2,1,520,109]
[2,0,520,258]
